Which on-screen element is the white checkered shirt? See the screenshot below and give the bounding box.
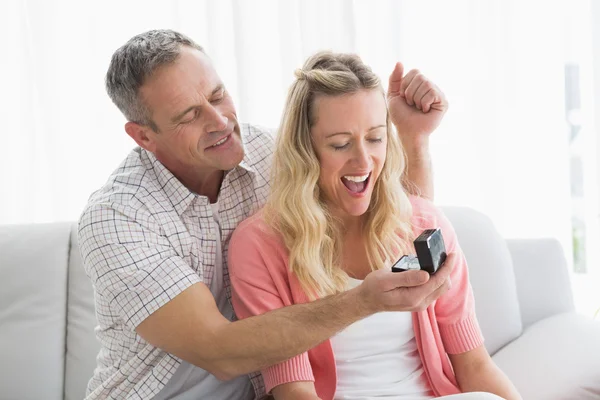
[78,124,273,400]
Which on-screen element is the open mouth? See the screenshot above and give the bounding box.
[341,172,371,194]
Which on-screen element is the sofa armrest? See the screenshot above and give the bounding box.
[506,238,575,329]
[492,313,600,400]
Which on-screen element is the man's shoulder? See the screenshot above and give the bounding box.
[241,123,276,143]
[240,123,275,171]
[79,148,163,227]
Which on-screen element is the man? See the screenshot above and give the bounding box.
[79,29,449,399]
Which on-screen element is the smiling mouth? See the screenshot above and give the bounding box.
[207,134,231,149]
[341,172,371,194]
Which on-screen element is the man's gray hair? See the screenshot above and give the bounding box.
[105,29,204,131]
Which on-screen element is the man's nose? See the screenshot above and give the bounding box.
[206,104,228,132]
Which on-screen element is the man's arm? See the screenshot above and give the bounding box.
[136,260,454,381]
[80,204,452,382]
[449,346,522,400]
[387,62,448,200]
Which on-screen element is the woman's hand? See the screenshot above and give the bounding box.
[387,62,448,142]
[271,381,322,400]
[449,345,522,400]
[388,62,447,199]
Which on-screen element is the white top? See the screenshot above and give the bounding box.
[332,278,434,400]
[154,201,254,400]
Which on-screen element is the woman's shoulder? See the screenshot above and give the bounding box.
[231,209,286,252]
[408,194,442,226]
[229,209,292,282]
[407,195,459,251]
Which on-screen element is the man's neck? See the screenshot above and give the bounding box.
[156,154,225,203]
[186,169,224,203]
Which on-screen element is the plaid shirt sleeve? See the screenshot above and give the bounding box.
[79,202,201,330]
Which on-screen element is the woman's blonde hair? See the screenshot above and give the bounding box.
[265,51,414,300]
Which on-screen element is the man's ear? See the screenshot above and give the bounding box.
[125,121,157,153]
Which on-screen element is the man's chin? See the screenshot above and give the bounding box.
[218,152,245,171]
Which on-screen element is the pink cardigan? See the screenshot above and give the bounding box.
[228,196,484,400]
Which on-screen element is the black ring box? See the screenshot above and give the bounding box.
[391,228,447,275]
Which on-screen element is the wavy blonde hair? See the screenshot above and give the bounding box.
[265,51,414,300]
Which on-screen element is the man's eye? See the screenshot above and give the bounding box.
[211,89,226,104]
[181,110,198,124]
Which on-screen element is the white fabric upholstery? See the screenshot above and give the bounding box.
[0,223,71,400]
[505,238,575,329]
[65,225,99,400]
[0,207,598,400]
[493,313,600,399]
[442,207,523,355]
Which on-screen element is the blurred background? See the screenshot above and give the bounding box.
[1,0,599,317]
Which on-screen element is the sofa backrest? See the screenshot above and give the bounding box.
[442,207,523,354]
[0,222,72,400]
[65,225,99,400]
[505,238,574,329]
[0,207,536,399]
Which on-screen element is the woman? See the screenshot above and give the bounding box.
[228,52,520,400]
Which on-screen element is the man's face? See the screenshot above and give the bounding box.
[138,46,244,177]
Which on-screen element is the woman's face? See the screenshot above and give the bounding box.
[311,89,388,220]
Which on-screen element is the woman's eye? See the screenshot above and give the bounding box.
[332,143,350,151]
[368,138,383,143]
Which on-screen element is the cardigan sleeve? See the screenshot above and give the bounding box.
[411,196,485,354]
[228,216,315,393]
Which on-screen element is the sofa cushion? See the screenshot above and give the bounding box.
[0,223,71,400]
[65,224,101,400]
[492,313,600,399]
[506,238,575,329]
[441,206,522,355]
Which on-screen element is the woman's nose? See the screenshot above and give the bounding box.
[352,144,371,169]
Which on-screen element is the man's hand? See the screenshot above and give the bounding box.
[356,252,456,314]
[387,62,448,142]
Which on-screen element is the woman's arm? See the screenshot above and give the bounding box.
[387,62,449,200]
[449,345,522,400]
[272,382,321,400]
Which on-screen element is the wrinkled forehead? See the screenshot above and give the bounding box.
[139,47,222,117]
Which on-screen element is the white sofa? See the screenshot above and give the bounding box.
[1,207,599,400]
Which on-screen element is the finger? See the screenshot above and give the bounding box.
[399,69,420,98]
[421,278,452,307]
[404,74,426,107]
[385,269,430,290]
[430,87,448,112]
[419,89,437,113]
[428,253,455,285]
[388,62,404,97]
[413,81,435,112]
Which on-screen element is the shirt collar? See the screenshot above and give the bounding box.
[141,149,197,216]
[141,149,257,215]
